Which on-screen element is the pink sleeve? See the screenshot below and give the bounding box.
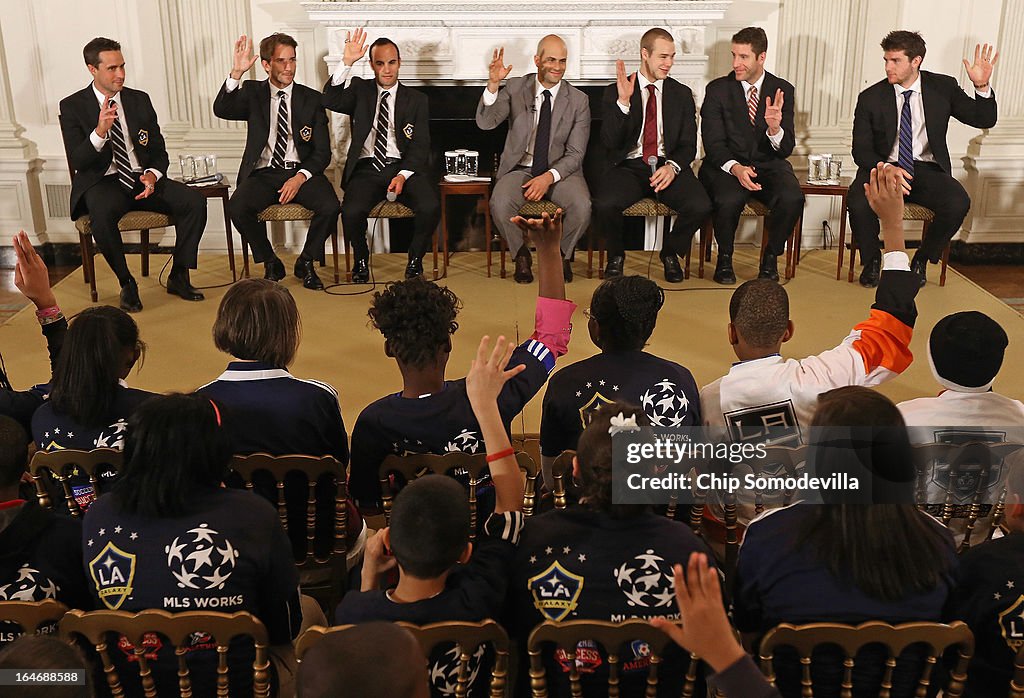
[531,297,577,358]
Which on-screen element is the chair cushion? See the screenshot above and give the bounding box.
[517,200,561,217]
[741,200,771,216]
[368,200,415,218]
[75,211,174,235]
[903,203,936,222]
[623,197,677,217]
[257,203,315,222]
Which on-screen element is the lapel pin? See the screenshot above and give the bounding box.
[137,129,149,146]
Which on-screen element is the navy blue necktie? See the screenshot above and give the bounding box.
[897,90,915,175]
[532,90,552,177]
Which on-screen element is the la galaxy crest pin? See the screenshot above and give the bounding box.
[137,129,149,146]
[403,123,414,139]
[300,125,313,142]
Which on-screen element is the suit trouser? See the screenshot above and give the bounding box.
[698,164,804,257]
[490,167,591,258]
[593,159,712,258]
[229,168,341,264]
[82,174,206,285]
[341,159,439,260]
[848,161,970,265]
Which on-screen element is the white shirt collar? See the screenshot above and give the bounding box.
[742,71,766,96]
[377,82,398,100]
[637,72,664,93]
[894,75,922,96]
[535,77,562,101]
[269,81,295,98]
[93,84,119,106]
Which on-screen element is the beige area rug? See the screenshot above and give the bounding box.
[3,245,1023,433]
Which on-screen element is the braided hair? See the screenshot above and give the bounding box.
[589,276,664,351]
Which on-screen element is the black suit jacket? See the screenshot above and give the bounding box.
[601,76,698,167]
[212,80,332,185]
[852,71,997,174]
[321,77,431,185]
[59,85,169,220]
[700,71,796,171]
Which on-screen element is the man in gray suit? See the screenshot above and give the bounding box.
[476,35,591,283]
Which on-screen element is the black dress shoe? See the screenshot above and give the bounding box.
[294,258,324,290]
[661,254,684,283]
[166,271,205,301]
[405,257,424,279]
[119,278,142,313]
[604,255,624,278]
[859,256,881,288]
[264,257,286,282]
[713,254,736,285]
[911,255,928,287]
[514,252,533,284]
[562,259,573,283]
[758,251,779,281]
[351,258,370,284]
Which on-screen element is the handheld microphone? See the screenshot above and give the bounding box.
[647,155,658,177]
[386,190,397,203]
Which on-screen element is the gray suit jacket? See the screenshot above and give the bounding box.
[476,74,590,180]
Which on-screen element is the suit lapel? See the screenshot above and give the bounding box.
[394,83,409,145]
[661,79,679,148]
[919,72,941,151]
[629,79,644,143]
[550,80,569,136]
[258,80,272,137]
[120,90,139,148]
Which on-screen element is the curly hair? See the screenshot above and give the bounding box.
[589,275,664,351]
[368,277,462,369]
[729,278,789,349]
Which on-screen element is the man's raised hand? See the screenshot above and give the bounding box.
[231,35,257,80]
[343,28,369,67]
[488,47,513,91]
[615,60,636,106]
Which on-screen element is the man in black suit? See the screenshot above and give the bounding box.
[59,37,206,312]
[213,33,339,290]
[850,31,998,287]
[698,27,803,284]
[595,27,711,282]
[323,30,439,283]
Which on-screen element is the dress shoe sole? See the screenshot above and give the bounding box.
[166,287,204,301]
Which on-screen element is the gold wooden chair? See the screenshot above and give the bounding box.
[379,451,539,538]
[343,199,443,281]
[229,453,349,616]
[239,203,341,284]
[0,599,70,636]
[845,204,952,286]
[759,620,974,698]
[527,619,704,698]
[60,608,271,697]
[74,212,171,302]
[698,199,802,280]
[587,198,701,281]
[30,448,123,517]
[1011,642,1024,698]
[548,450,574,511]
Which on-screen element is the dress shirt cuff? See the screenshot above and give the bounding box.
[722,159,739,174]
[298,169,312,182]
[767,127,784,150]
[666,160,681,174]
[531,297,577,359]
[976,87,993,98]
[548,168,561,183]
[482,87,498,106]
[90,129,108,151]
[617,100,630,114]
[144,168,163,181]
[224,77,240,92]
[331,65,353,87]
[882,250,911,271]
[398,169,414,181]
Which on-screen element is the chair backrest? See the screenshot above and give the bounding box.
[759,620,975,698]
[60,608,271,697]
[379,451,539,538]
[549,451,574,511]
[0,599,69,634]
[1011,642,1024,698]
[297,620,511,698]
[30,448,124,517]
[912,441,1024,553]
[527,619,703,698]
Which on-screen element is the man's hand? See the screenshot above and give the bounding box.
[277,173,307,204]
[650,553,744,673]
[230,35,258,80]
[729,163,761,191]
[466,335,526,419]
[893,166,913,195]
[764,89,783,135]
[963,42,998,90]
[134,171,158,201]
[615,59,636,106]
[388,174,406,198]
[343,28,369,67]
[96,99,118,139]
[13,231,56,310]
[865,162,906,249]
[650,164,676,193]
[359,528,397,592]
[522,172,554,202]
[487,47,513,93]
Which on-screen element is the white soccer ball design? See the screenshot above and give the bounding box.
[613,550,676,608]
[446,429,482,454]
[639,379,690,427]
[0,565,58,601]
[165,523,239,590]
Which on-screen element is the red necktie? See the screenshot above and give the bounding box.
[642,84,658,161]
[747,85,758,126]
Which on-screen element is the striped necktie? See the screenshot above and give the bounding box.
[747,85,758,126]
[107,100,136,191]
[271,90,289,169]
[372,91,390,172]
[897,89,915,175]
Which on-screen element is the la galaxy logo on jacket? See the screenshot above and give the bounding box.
[137,129,148,146]
[89,541,136,610]
[998,593,1024,651]
[403,122,414,139]
[300,125,312,142]
[528,561,583,621]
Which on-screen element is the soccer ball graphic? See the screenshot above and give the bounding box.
[446,429,482,454]
[0,565,57,601]
[165,523,239,590]
[639,379,691,427]
[613,550,675,608]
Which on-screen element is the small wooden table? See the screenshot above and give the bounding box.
[792,178,852,281]
[187,181,237,282]
[439,179,493,278]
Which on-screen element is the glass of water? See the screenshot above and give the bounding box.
[828,160,842,184]
[465,150,479,177]
[444,151,457,175]
[203,154,217,177]
[455,150,468,175]
[179,155,196,182]
[807,155,822,184]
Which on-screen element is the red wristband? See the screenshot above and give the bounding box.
[486,447,515,463]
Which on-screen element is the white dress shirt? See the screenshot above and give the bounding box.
[482,78,562,182]
[721,71,785,174]
[224,78,312,181]
[885,76,993,165]
[89,85,162,181]
[618,72,665,159]
[331,65,414,181]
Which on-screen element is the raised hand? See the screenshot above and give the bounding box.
[764,88,783,134]
[865,162,906,247]
[511,209,563,250]
[96,98,118,138]
[344,27,369,67]
[466,335,526,417]
[488,47,513,91]
[13,231,56,310]
[231,35,257,79]
[615,59,636,106]
[963,43,998,89]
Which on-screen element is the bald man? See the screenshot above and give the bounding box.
[477,35,592,283]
